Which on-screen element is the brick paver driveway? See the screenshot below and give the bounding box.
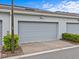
[21,40,75,54]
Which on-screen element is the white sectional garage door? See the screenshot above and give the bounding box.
[18,21,58,44]
[67,23,79,34]
[0,21,2,45]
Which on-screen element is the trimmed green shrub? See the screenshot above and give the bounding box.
[62,33,79,43]
[3,33,19,51]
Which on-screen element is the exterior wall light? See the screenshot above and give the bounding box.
[40,16,43,19]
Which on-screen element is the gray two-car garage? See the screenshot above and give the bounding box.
[1,5,79,45]
[18,21,79,44]
[18,21,58,43]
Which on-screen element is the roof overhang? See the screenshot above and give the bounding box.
[0,9,79,19]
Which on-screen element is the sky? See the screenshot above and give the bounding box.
[1,0,79,13]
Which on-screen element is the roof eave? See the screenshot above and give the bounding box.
[0,9,79,19]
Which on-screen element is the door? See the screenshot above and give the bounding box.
[67,23,79,34]
[18,21,58,44]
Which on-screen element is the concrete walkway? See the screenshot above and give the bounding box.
[21,40,75,54]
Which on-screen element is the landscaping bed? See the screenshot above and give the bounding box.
[62,33,79,43]
[1,46,23,58]
[1,33,22,58]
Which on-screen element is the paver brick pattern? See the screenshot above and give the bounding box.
[21,40,74,54]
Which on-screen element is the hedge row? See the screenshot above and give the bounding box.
[62,33,79,43]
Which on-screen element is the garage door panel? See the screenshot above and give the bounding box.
[67,23,79,34]
[19,22,58,43]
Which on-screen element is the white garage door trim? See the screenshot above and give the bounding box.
[18,21,58,44]
[0,20,2,45]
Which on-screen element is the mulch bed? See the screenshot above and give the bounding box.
[1,46,24,58]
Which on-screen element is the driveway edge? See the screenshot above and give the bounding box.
[3,45,79,59]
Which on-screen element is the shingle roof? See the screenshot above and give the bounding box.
[0,4,79,17]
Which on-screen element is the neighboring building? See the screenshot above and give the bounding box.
[0,4,79,44]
